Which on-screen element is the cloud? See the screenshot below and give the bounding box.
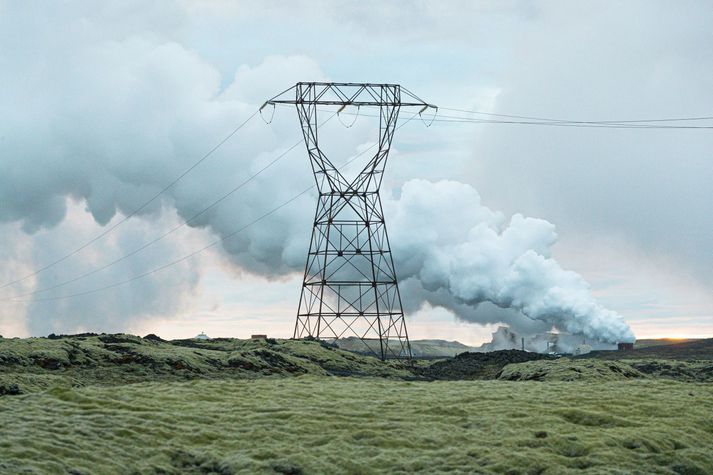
[20,203,202,336]
[468,1,713,287]
[0,2,642,342]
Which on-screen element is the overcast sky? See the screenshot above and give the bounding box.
[0,1,711,343]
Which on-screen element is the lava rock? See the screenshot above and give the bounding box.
[419,350,554,380]
[142,333,165,342]
[0,383,21,396]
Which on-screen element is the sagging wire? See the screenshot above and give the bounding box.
[337,103,360,128]
[419,104,438,127]
[259,101,276,124]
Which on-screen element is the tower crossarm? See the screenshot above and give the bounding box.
[265,82,435,109]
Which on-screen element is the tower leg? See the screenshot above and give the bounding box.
[294,191,411,359]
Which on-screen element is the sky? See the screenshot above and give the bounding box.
[0,0,711,344]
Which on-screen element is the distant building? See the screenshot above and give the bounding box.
[251,334,267,340]
[194,332,209,340]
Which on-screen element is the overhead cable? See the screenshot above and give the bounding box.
[13,113,419,303]
[0,109,261,291]
[3,113,337,300]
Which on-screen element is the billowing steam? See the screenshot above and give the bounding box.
[384,180,634,343]
[184,175,635,344]
[0,4,634,343]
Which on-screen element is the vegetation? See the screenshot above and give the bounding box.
[1,334,712,474]
[0,334,417,396]
[1,377,712,474]
[498,358,645,382]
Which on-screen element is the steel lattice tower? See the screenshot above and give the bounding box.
[265,83,435,359]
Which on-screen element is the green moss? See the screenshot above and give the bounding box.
[557,408,635,428]
[2,335,712,473]
[499,358,645,381]
[626,359,713,382]
[0,335,417,397]
[0,378,711,474]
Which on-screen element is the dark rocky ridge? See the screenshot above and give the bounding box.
[417,349,554,380]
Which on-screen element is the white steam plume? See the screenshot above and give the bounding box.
[385,180,634,343]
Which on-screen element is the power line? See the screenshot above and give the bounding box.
[399,86,713,125]
[4,90,707,305]
[14,187,314,303]
[274,103,713,129]
[30,103,703,299]
[438,106,713,124]
[0,109,260,291]
[9,98,708,304]
[3,113,338,301]
[10,113,420,303]
[425,115,713,129]
[3,142,300,300]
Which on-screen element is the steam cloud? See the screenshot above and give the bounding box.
[385,181,634,343]
[0,3,635,343]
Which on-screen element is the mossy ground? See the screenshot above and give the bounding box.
[1,377,711,474]
[2,335,712,474]
[0,335,418,396]
[498,358,645,382]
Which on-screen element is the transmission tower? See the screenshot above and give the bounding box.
[265,82,435,359]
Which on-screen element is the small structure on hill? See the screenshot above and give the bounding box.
[194,332,209,340]
[573,344,593,356]
[251,334,267,340]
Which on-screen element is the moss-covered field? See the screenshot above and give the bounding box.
[1,377,712,474]
[1,335,712,474]
[0,334,418,396]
